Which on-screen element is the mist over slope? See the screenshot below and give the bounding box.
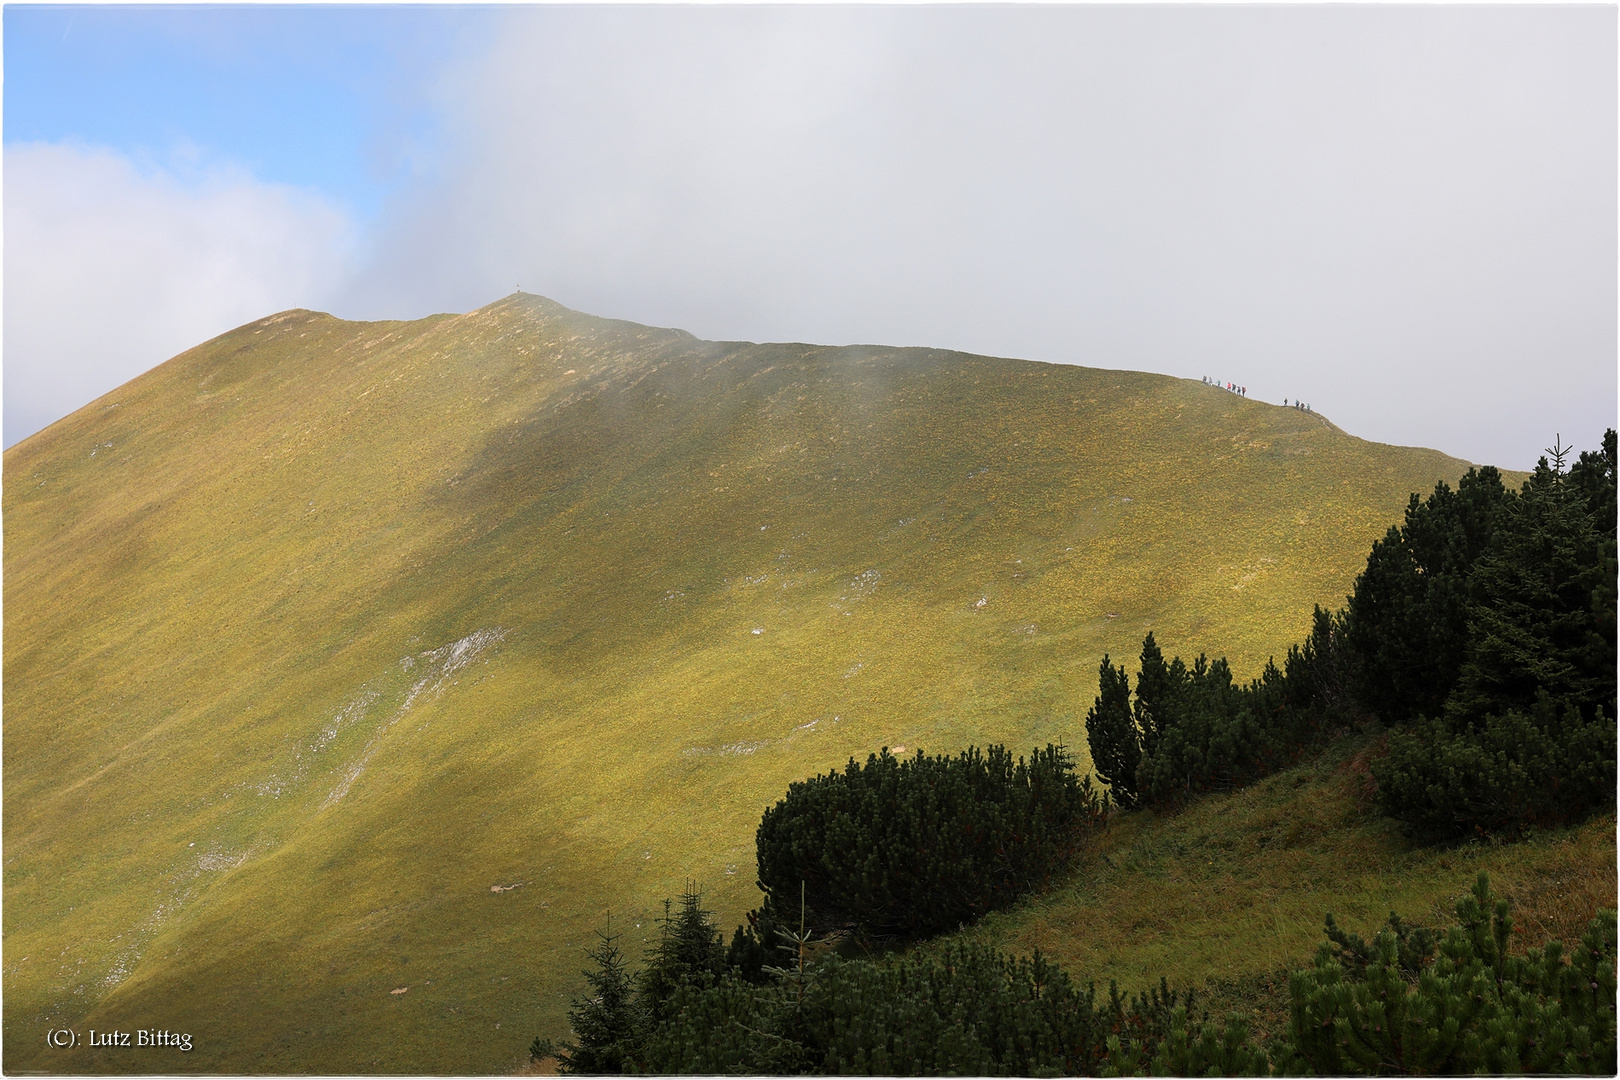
[4,294,1478,1072]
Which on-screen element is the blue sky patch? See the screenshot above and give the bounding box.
[4,5,495,220]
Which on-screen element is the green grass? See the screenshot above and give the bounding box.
[938,732,1616,1045]
[4,294,1507,1072]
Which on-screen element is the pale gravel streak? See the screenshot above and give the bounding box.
[251,690,380,799]
[323,627,507,808]
[97,850,226,991]
[93,632,504,997]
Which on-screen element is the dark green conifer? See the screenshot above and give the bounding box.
[556,918,642,1074]
[1132,631,1176,760]
[1343,466,1510,725]
[613,872,1615,1077]
[1373,692,1616,836]
[1373,434,1618,837]
[1568,428,1618,534]
[1283,605,1353,723]
[1448,439,1616,726]
[724,909,786,984]
[638,883,726,1025]
[1083,626,1343,810]
[1085,654,1140,808]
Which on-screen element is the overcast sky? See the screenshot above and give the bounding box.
[6,5,1615,470]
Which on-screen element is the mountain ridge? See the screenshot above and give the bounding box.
[5,293,1491,1072]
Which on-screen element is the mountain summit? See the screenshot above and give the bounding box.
[4,294,1476,1072]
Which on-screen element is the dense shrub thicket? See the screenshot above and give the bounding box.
[1371,436,1617,836]
[547,876,1616,1075]
[754,744,1106,938]
[639,942,1212,1076]
[551,882,1233,1075]
[1088,431,1618,837]
[1373,697,1616,839]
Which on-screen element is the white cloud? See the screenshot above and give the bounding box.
[4,141,357,446]
[335,7,907,329]
[339,6,1614,470]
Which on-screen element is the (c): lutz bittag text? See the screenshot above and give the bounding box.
[84,1029,193,1051]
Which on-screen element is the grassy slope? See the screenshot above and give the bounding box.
[5,294,1487,1073]
[941,735,1617,1045]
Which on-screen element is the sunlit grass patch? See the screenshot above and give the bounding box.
[945,729,1616,1037]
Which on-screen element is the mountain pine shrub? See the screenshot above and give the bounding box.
[1279,873,1617,1075]
[1131,631,1178,766]
[723,907,791,984]
[548,867,1615,1076]
[1087,432,1617,837]
[639,937,1228,1075]
[1372,695,1617,838]
[1148,1005,1271,1078]
[1446,442,1617,727]
[754,744,1105,938]
[1281,605,1358,726]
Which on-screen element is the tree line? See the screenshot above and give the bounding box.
[1087,430,1616,837]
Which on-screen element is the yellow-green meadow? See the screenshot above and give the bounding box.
[6,294,1501,1073]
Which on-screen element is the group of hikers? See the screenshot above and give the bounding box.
[1202,375,1313,413]
[1204,376,1247,397]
